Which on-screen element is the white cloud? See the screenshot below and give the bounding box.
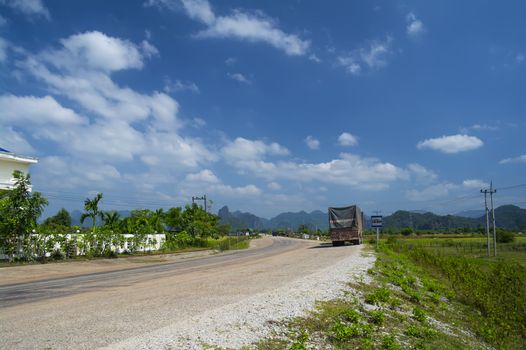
[223,149,408,190]
[20,32,177,129]
[1,0,50,20]
[227,72,251,84]
[308,53,321,63]
[0,37,7,63]
[53,31,148,72]
[408,163,438,183]
[181,0,215,25]
[304,136,320,150]
[7,31,218,193]
[183,169,261,197]
[516,53,524,63]
[225,57,237,65]
[222,137,289,161]
[267,182,281,190]
[499,154,526,164]
[151,0,310,56]
[0,127,35,155]
[164,78,200,93]
[406,12,425,38]
[406,183,457,201]
[0,95,87,125]
[406,179,490,202]
[462,179,489,189]
[459,123,500,133]
[417,134,483,154]
[338,132,358,146]
[338,36,393,75]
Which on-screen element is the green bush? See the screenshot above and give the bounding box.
[496,230,515,243]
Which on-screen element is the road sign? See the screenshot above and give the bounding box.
[371,215,383,228]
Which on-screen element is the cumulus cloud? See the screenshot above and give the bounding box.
[183,169,261,197]
[338,36,393,75]
[0,127,35,155]
[406,12,425,38]
[406,183,457,201]
[5,31,217,193]
[338,132,358,146]
[164,78,200,93]
[499,154,526,164]
[304,136,320,150]
[417,134,483,154]
[51,31,150,72]
[0,0,50,20]
[149,0,309,56]
[0,37,8,63]
[267,182,281,190]
[19,32,176,129]
[222,137,289,161]
[0,95,87,125]
[227,72,251,84]
[408,163,438,183]
[223,147,408,190]
[462,179,489,189]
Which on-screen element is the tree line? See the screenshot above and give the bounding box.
[0,171,231,262]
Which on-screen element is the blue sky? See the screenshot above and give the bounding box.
[0,0,525,218]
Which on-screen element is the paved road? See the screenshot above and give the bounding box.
[0,236,299,308]
[0,236,360,349]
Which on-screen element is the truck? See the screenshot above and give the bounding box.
[328,205,364,246]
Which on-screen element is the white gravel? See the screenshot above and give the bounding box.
[101,248,376,350]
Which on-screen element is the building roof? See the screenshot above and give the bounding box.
[0,147,38,164]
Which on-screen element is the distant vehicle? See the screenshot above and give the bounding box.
[328,205,364,246]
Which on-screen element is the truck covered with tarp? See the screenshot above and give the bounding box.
[328,205,364,246]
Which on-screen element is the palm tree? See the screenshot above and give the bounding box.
[80,193,103,233]
[102,211,121,230]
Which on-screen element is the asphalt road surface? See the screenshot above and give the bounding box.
[0,236,364,349]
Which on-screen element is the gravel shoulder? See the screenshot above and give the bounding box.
[0,236,374,350]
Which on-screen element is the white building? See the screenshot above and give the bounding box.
[0,147,38,191]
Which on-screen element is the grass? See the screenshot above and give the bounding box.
[253,236,525,350]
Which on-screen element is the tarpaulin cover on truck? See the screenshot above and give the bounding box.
[328,205,362,229]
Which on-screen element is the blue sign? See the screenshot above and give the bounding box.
[371,215,383,228]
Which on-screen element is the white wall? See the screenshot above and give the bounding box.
[0,158,32,190]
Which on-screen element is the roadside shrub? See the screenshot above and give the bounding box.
[401,228,413,236]
[51,249,65,260]
[368,310,385,325]
[365,287,390,305]
[412,307,427,323]
[496,230,515,243]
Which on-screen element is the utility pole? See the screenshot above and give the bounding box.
[481,183,497,257]
[490,182,497,257]
[192,195,207,212]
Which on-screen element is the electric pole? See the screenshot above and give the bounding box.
[192,195,207,212]
[481,182,497,257]
[490,182,497,257]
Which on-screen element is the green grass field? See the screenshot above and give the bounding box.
[255,235,526,350]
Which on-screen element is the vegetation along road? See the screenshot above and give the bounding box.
[0,236,373,349]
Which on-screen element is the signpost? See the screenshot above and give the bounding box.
[371,215,383,249]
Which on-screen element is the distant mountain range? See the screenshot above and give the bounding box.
[67,205,526,231]
[219,205,526,231]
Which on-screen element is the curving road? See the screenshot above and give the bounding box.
[0,236,363,349]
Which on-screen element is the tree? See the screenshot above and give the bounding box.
[80,193,103,232]
[43,208,72,227]
[0,171,48,261]
[80,193,103,255]
[102,211,121,230]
